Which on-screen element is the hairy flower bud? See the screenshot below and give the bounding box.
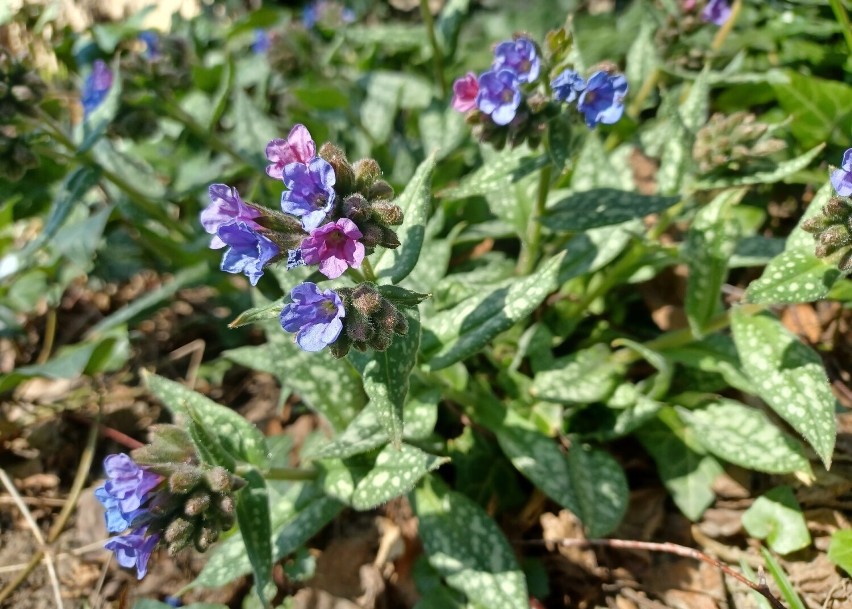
[371,201,404,226]
[353,158,382,192]
[169,465,203,494]
[204,466,232,493]
[352,284,382,315]
[366,180,395,201]
[345,308,374,343]
[329,333,353,358]
[319,142,354,194]
[195,526,219,552]
[369,330,393,351]
[184,491,211,517]
[217,495,236,517]
[164,517,194,546]
[816,225,852,257]
[342,193,371,222]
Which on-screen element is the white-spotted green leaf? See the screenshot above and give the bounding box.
[236,469,273,608]
[679,400,811,475]
[496,412,627,536]
[424,252,565,370]
[731,309,836,468]
[349,308,421,445]
[142,372,268,470]
[558,222,637,284]
[787,182,833,252]
[570,131,633,191]
[352,443,448,510]
[679,66,710,132]
[742,486,811,555]
[186,409,237,471]
[413,476,528,609]
[419,102,466,161]
[744,249,840,305]
[191,484,342,589]
[684,189,744,336]
[637,412,722,520]
[374,153,437,283]
[546,189,679,231]
[625,18,659,113]
[694,144,825,190]
[663,333,753,393]
[530,344,621,404]
[438,145,547,199]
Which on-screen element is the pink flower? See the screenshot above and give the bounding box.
[682,0,696,10]
[265,124,316,180]
[300,218,365,279]
[452,72,479,113]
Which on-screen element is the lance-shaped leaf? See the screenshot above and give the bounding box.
[694,144,825,190]
[349,308,421,445]
[236,469,273,608]
[530,344,621,404]
[731,309,836,468]
[545,189,679,231]
[438,145,546,199]
[413,476,528,609]
[424,252,565,370]
[143,371,268,470]
[495,412,627,536]
[374,153,437,283]
[352,443,448,510]
[679,400,811,475]
[684,189,744,337]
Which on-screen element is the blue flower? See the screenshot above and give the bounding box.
[551,69,586,104]
[280,282,345,351]
[81,60,113,118]
[287,248,306,269]
[576,71,628,128]
[476,69,522,126]
[94,454,161,533]
[252,28,270,54]
[492,38,540,84]
[701,0,732,26]
[201,184,262,249]
[104,528,160,579]
[139,31,159,60]
[831,149,852,197]
[280,157,336,230]
[217,222,280,286]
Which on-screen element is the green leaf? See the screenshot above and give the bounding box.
[496,413,627,536]
[679,66,711,132]
[731,309,836,468]
[230,89,277,167]
[693,144,825,190]
[530,344,620,404]
[228,300,283,329]
[545,189,679,231]
[142,372,269,470]
[378,285,431,307]
[663,333,753,393]
[828,530,852,576]
[742,486,811,555]
[637,414,722,521]
[744,249,841,305]
[413,476,528,609]
[680,400,811,475]
[625,17,659,112]
[438,146,546,199]
[348,308,421,445]
[373,153,437,283]
[424,252,565,370]
[558,222,637,284]
[684,189,744,336]
[236,470,273,608]
[760,547,807,609]
[186,411,237,471]
[352,443,448,510]
[771,71,852,149]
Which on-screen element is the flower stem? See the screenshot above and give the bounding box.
[518,164,552,275]
[361,256,378,282]
[420,0,448,98]
[711,0,743,52]
[264,467,318,481]
[829,0,852,55]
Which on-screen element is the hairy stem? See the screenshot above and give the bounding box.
[518,164,552,275]
[361,256,378,282]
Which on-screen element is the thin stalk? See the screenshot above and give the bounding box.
[626,67,660,120]
[420,0,448,98]
[566,241,644,318]
[829,0,852,55]
[361,256,378,282]
[263,467,318,481]
[711,0,743,52]
[518,164,552,275]
[35,309,57,365]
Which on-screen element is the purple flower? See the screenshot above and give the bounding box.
[104,528,160,579]
[280,282,345,351]
[300,219,365,279]
[218,222,280,286]
[252,28,270,54]
[81,59,113,117]
[577,71,628,128]
[551,69,586,104]
[492,38,540,84]
[701,0,731,26]
[831,149,852,197]
[280,157,336,230]
[452,72,480,113]
[476,70,522,126]
[139,31,159,60]
[94,454,161,533]
[266,124,317,180]
[201,184,262,249]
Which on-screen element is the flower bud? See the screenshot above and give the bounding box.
[164,517,194,545]
[345,308,374,343]
[822,197,851,222]
[840,250,852,273]
[359,223,384,248]
[204,466,232,493]
[319,142,354,194]
[352,284,382,315]
[801,216,832,234]
[195,526,219,552]
[366,180,395,201]
[329,333,352,358]
[371,201,404,226]
[369,330,393,351]
[379,227,401,249]
[342,193,371,222]
[816,224,852,257]
[169,465,203,494]
[184,491,211,517]
[353,158,382,191]
[217,495,236,517]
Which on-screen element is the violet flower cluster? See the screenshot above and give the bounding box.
[800,149,852,273]
[81,59,113,118]
[201,124,411,355]
[551,69,629,129]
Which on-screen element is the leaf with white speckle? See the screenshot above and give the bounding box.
[684,189,744,336]
[680,400,811,475]
[236,470,272,608]
[349,308,421,445]
[731,309,836,468]
[424,252,565,370]
[414,476,528,609]
[530,344,620,404]
[352,443,448,510]
[694,144,825,190]
[496,412,628,536]
[373,153,437,283]
[438,145,546,200]
[545,189,679,232]
[143,372,268,470]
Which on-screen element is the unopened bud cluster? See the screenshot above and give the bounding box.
[801,197,852,271]
[328,283,410,357]
[693,112,786,175]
